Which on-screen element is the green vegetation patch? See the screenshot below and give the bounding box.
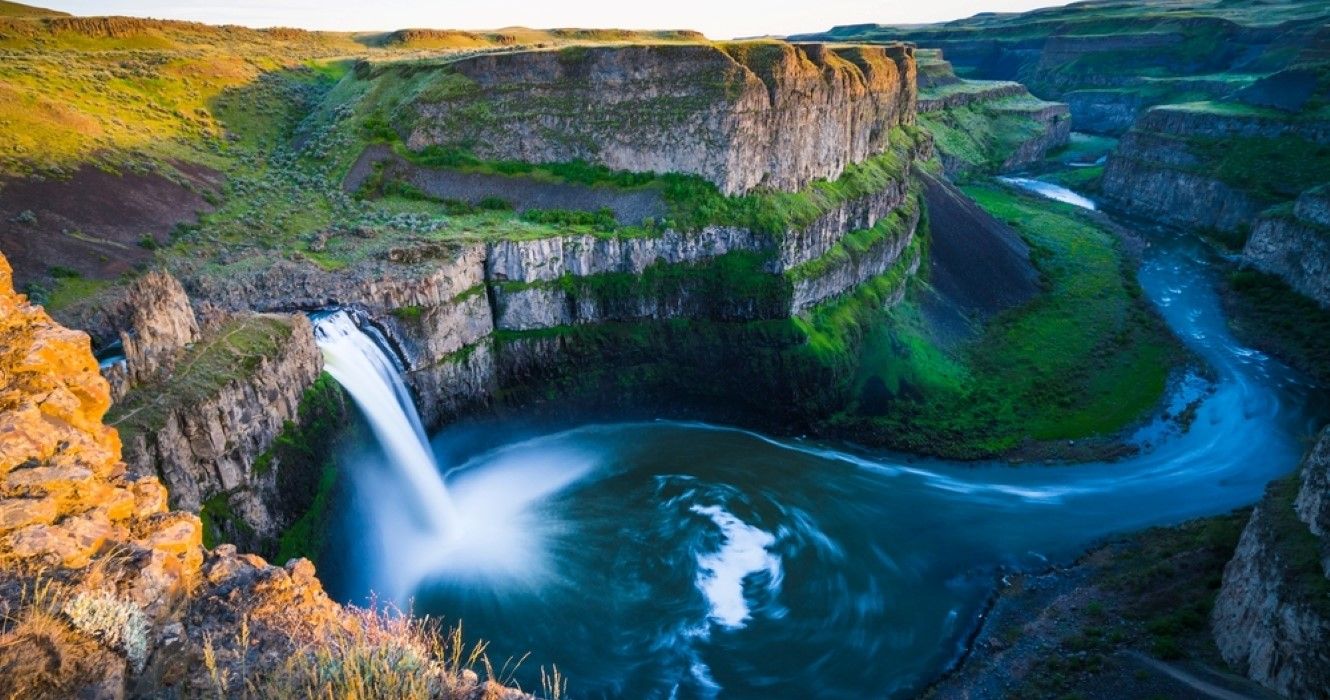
[1189,132,1330,203]
[107,315,295,445]
[920,95,1062,176]
[268,372,347,563]
[1003,511,1249,698]
[501,250,791,316]
[1223,269,1330,383]
[827,183,1178,458]
[785,193,921,282]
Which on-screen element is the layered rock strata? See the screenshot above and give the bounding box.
[1100,105,1316,234]
[391,42,917,195]
[1242,186,1330,308]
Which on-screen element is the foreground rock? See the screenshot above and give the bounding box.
[1212,427,1330,699]
[0,251,531,699]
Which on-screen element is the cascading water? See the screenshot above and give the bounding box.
[313,309,598,602]
[312,311,457,537]
[311,177,1326,698]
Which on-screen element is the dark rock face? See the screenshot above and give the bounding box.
[920,171,1039,317]
[1243,187,1330,309]
[393,43,917,195]
[1212,428,1330,700]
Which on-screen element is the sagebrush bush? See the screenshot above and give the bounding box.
[62,590,151,672]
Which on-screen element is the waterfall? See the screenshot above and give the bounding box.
[312,310,457,536]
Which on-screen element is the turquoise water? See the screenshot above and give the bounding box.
[319,181,1325,699]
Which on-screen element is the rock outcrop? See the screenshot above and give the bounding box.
[1212,427,1330,699]
[914,49,1070,177]
[389,42,917,195]
[0,250,530,699]
[1243,186,1330,309]
[116,314,322,550]
[1100,104,1313,235]
[117,270,200,387]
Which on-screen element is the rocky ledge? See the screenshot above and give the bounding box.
[0,251,530,699]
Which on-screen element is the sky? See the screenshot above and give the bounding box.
[39,0,1072,39]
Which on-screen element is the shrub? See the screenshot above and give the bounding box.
[62,591,150,672]
[476,196,511,211]
[520,207,617,231]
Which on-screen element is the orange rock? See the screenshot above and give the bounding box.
[8,523,97,568]
[0,495,58,532]
[129,478,170,518]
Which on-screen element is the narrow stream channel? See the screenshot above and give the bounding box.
[315,180,1325,699]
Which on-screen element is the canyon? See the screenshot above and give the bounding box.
[0,0,1327,697]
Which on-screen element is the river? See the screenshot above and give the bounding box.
[314,179,1325,699]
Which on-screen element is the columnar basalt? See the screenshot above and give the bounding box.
[394,42,917,195]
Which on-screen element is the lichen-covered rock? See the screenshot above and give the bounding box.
[0,249,533,699]
[395,42,917,195]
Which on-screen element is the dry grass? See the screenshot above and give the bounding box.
[199,604,549,700]
[0,576,143,700]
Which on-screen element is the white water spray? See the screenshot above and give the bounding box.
[313,310,458,536]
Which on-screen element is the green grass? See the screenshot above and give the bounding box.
[828,182,1177,457]
[920,95,1062,176]
[107,315,296,444]
[1189,132,1330,204]
[1223,269,1330,383]
[1264,473,1330,618]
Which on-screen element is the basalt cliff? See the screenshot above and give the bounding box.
[1212,427,1330,699]
[0,252,531,699]
[390,42,918,195]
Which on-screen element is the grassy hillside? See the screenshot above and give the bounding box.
[0,1,65,17]
[828,182,1178,458]
[795,0,1330,134]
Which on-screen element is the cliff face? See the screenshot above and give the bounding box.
[393,42,917,195]
[85,268,326,554]
[1100,104,1330,237]
[1243,187,1330,308]
[0,250,528,699]
[117,315,322,550]
[1212,427,1330,699]
[794,3,1330,135]
[914,50,1070,177]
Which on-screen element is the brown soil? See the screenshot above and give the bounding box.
[0,162,220,287]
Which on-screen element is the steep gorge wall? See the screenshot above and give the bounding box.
[1212,427,1330,699]
[392,42,917,195]
[0,250,529,699]
[1243,186,1330,308]
[1101,104,1330,236]
[914,49,1070,177]
[76,270,326,553]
